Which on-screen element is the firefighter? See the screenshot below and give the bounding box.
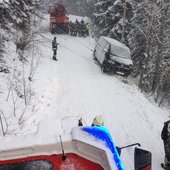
[85,22,91,36]
[69,21,73,36]
[72,23,77,36]
[79,19,85,37]
[52,37,59,61]
[161,120,170,169]
[82,24,87,37]
[74,19,79,36]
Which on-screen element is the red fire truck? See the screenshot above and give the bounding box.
[49,3,69,34]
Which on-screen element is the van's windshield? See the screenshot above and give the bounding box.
[110,45,131,59]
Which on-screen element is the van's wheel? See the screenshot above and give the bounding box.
[101,62,107,73]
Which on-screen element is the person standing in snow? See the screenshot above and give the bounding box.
[85,22,90,36]
[74,19,79,36]
[161,120,170,169]
[52,37,59,61]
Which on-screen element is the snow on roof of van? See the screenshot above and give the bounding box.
[101,36,130,52]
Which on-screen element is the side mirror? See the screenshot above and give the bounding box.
[134,147,152,170]
[116,143,141,156]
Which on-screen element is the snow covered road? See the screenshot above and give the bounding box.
[0,12,169,170]
[30,26,169,169]
[0,14,165,169]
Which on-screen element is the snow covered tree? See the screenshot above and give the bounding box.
[92,0,133,45]
[109,0,133,44]
[128,0,152,78]
[156,66,170,106]
[0,0,41,60]
[92,0,113,38]
[63,0,94,17]
[0,2,9,30]
[153,0,170,105]
[129,0,170,105]
[0,2,9,61]
[5,0,40,60]
[0,33,5,63]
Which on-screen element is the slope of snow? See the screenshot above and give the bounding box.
[0,14,169,169]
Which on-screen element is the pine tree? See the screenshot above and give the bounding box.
[153,0,170,105]
[92,0,133,45]
[92,0,113,37]
[63,0,94,16]
[129,0,170,105]
[109,0,133,45]
[0,0,41,61]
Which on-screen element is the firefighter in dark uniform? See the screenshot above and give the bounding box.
[74,19,79,36]
[85,22,90,36]
[52,37,59,61]
[80,19,85,37]
[69,21,73,36]
[161,120,170,169]
[82,23,87,37]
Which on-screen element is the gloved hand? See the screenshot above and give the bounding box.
[78,117,83,126]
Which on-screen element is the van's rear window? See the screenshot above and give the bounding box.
[110,45,131,59]
[0,160,53,170]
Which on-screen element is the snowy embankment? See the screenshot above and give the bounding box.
[0,14,169,169]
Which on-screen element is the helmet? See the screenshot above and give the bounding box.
[92,115,104,126]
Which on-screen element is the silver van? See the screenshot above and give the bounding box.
[93,36,133,77]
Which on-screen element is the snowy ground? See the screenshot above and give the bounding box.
[0,14,169,169]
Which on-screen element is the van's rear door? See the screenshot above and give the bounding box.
[95,37,108,64]
[95,37,103,64]
[100,42,110,64]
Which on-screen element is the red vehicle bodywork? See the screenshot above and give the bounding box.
[0,153,103,170]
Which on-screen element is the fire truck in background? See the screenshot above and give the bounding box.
[49,3,69,34]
